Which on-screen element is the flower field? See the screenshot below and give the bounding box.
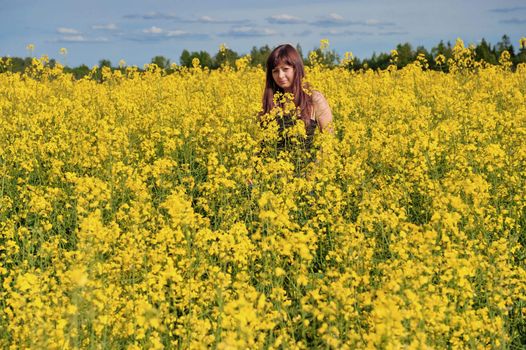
[1,41,526,349]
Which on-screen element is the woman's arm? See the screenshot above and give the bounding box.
[312,91,334,133]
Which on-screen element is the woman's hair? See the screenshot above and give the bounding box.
[261,44,313,126]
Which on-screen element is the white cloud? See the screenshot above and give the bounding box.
[57,35,109,43]
[145,12,177,19]
[57,27,81,34]
[222,26,278,37]
[92,23,117,30]
[125,12,178,20]
[143,26,164,34]
[321,29,373,36]
[61,35,85,42]
[166,30,189,37]
[328,13,344,21]
[199,16,214,22]
[267,14,304,24]
[311,15,396,28]
[365,19,381,26]
[129,27,209,41]
[311,13,352,26]
[193,15,249,24]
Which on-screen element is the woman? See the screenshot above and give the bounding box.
[260,43,333,145]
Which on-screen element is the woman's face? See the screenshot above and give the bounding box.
[272,62,294,91]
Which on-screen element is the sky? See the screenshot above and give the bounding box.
[1,0,525,67]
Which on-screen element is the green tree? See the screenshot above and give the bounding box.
[395,42,414,68]
[249,45,271,67]
[430,40,453,71]
[65,64,91,79]
[213,47,239,68]
[415,46,432,63]
[180,49,192,67]
[0,56,33,73]
[361,52,390,70]
[475,38,497,65]
[295,43,305,65]
[150,55,171,69]
[496,34,515,57]
[98,59,112,68]
[431,40,453,58]
[306,48,339,67]
[513,40,526,67]
[179,50,213,68]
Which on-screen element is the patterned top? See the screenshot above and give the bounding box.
[276,114,318,150]
[275,90,331,150]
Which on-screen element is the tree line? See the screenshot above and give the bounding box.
[2,35,525,79]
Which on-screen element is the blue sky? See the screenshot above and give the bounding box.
[1,0,525,67]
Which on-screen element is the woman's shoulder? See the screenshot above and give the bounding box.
[310,90,329,108]
[309,89,333,131]
[310,90,327,103]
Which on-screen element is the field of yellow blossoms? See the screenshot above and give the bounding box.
[1,40,526,349]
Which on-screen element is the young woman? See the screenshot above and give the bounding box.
[260,43,333,144]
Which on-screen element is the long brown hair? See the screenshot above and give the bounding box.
[261,44,313,126]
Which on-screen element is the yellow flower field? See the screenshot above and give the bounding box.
[1,40,526,349]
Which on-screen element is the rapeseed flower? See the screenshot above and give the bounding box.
[0,44,525,349]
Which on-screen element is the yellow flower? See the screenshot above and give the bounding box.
[2,38,525,349]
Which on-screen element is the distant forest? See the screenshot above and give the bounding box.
[2,35,525,79]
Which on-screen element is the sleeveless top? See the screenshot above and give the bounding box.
[276,113,318,151]
[269,90,330,151]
